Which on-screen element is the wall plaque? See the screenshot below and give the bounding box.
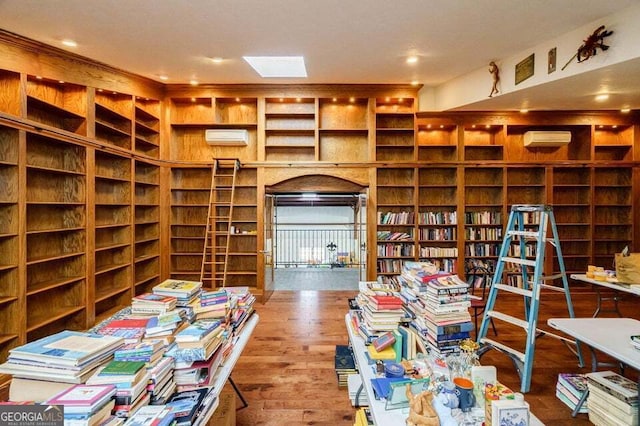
[515,54,535,85]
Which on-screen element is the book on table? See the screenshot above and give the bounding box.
[46,384,116,414]
[153,279,202,298]
[124,405,175,426]
[165,387,210,426]
[175,319,222,343]
[2,330,124,367]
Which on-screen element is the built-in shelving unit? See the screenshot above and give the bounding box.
[94,90,133,150]
[0,70,21,117]
[170,166,211,281]
[227,168,258,287]
[134,160,161,294]
[318,98,369,162]
[0,125,20,362]
[375,98,415,161]
[26,133,87,341]
[94,151,132,321]
[417,167,458,273]
[265,97,316,161]
[25,76,87,136]
[135,98,161,158]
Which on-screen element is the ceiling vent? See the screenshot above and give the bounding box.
[205,129,249,146]
[523,130,571,147]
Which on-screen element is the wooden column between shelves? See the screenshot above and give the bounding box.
[86,147,96,327]
[159,164,172,280]
[17,128,27,344]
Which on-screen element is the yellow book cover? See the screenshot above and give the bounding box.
[367,344,396,360]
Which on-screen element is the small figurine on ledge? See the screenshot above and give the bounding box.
[405,384,439,426]
[488,61,500,98]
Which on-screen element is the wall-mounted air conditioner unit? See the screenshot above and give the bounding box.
[205,129,249,146]
[523,130,571,147]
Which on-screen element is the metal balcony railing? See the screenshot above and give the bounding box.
[275,228,364,268]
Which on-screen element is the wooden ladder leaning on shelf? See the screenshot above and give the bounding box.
[200,158,240,289]
[477,204,584,393]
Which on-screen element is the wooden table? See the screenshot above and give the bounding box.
[571,274,640,317]
[547,317,640,416]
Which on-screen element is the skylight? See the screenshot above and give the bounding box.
[243,56,307,78]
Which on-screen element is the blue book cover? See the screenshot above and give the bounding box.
[8,330,124,366]
[166,388,209,425]
[174,319,221,343]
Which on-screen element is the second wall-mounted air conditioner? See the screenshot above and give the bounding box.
[523,130,572,147]
[205,129,249,146]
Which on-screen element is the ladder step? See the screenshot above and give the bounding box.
[511,204,548,212]
[493,283,534,298]
[500,257,536,267]
[539,283,568,293]
[480,337,526,362]
[541,273,564,281]
[507,230,539,238]
[487,310,530,330]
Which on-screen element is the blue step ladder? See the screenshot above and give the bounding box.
[476,204,584,393]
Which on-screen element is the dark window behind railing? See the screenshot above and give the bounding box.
[275,228,364,268]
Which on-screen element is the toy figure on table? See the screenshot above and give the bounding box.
[405,384,439,426]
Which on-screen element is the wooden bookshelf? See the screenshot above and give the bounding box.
[227,168,258,287]
[375,98,415,161]
[94,90,134,150]
[265,97,316,161]
[135,97,161,158]
[0,69,21,117]
[318,97,369,162]
[170,166,211,281]
[25,133,87,341]
[25,76,87,136]
[0,125,20,362]
[134,160,161,294]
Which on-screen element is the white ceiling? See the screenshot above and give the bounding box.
[0,0,638,111]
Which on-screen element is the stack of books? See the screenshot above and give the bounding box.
[167,319,224,363]
[0,330,124,386]
[586,370,639,426]
[166,387,218,426]
[400,262,472,354]
[142,310,187,342]
[46,384,116,426]
[153,279,202,307]
[124,405,175,426]
[193,289,230,320]
[227,286,257,333]
[355,293,407,334]
[173,350,225,392]
[86,360,151,418]
[131,293,177,315]
[113,340,175,405]
[334,345,357,388]
[94,317,154,344]
[555,373,588,414]
[146,357,176,404]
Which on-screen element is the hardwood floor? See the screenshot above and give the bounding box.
[234,289,640,426]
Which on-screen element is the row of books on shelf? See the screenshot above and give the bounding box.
[419,227,456,240]
[0,279,257,425]
[418,247,458,258]
[377,231,413,241]
[464,211,501,225]
[377,211,414,225]
[376,243,415,257]
[417,211,457,225]
[464,243,500,257]
[465,227,503,240]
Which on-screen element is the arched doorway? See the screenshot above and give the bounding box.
[263,174,368,294]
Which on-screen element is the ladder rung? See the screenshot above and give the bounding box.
[493,283,533,298]
[500,257,536,267]
[541,273,564,281]
[487,310,530,330]
[507,230,539,238]
[539,283,567,293]
[212,202,231,205]
[480,337,526,362]
[511,204,548,212]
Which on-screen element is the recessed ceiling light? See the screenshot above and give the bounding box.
[621,108,631,113]
[349,97,355,103]
[406,56,418,64]
[332,97,337,102]
[235,97,241,102]
[210,57,224,64]
[243,56,307,78]
[58,80,65,84]
[520,109,529,113]
[595,94,609,102]
[158,75,169,81]
[35,75,43,80]
[190,80,199,86]
[61,39,77,48]
[411,80,419,86]
[612,125,618,129]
